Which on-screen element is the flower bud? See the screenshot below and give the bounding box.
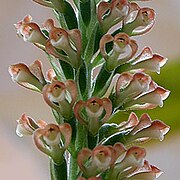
[124,86,170,110]
[77,145,113,177]
[111,146,146,179]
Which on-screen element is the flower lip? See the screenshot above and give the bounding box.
[46,81,66,102]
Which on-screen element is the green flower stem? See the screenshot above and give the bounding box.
[115,63,131,74]
[73,122,87,178]
[69,154,79,180]
[52,109,64,124]
[75,122,88,152]
[59,60,74,80]
[50,158,67,180]
[92,64,115,97]
[102,132,127,146]
[67,117,76,156]
[47,54,66,81]
[51,0,65,13]
[88,133,98,149]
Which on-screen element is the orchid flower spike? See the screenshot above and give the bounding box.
[14,15,47,49]
[44,19,82,69]
[8,60,46,92]
[100,33,138,71]
[74,97,112,136]
[122,2,155,36]
[33,123,72,164]
[114,72,151,108]
[97,0,129,33]
[43,80,77,120]
[16,113,47,137]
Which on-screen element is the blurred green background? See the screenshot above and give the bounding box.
[144,61,180,133]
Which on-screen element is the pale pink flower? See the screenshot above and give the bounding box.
[100,33,138,71]
[43,80,77,119]
[14,15,47,48]
[33,123,72,164]
[74,97,112,135]
[9,60,46,92]
[16,113,47,137]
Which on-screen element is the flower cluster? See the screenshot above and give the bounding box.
[77,144,162,179]
[10,0,170,179]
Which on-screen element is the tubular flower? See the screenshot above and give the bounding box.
[16,113,47,137]
[100,112,169,148]
[108,112,170,145]
[97,0,129,33]
[77,143,125,177]
[14,15,47,48]
[113,72,170,110]
[124,86,170,110]
[44,19,82,69]
[126,160,163,179]
[123,46,168,74]
[43,80,77,120]
[100,33,138,71]
[122,2,155,36]
[8,60,46,92]
[33,123,72,164]
[110,146,146,179]
[74,97,112,135]
[114,72,151,108]
[126,113,170,143]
